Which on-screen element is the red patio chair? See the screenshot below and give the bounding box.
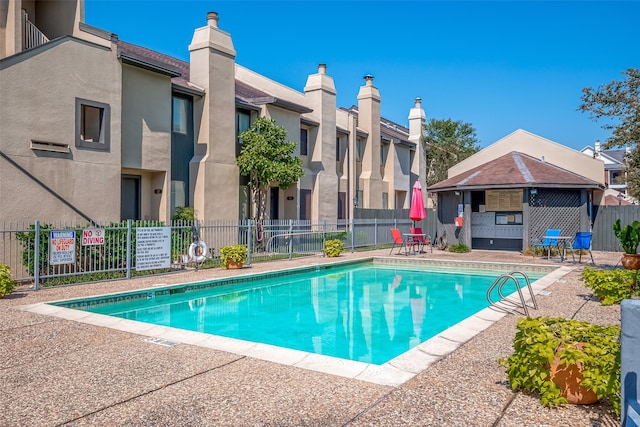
[390,228,418,255]
[410,227,433,253]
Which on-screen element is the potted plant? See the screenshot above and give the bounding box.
[613,219,640,270]
[499,317,621,414]
[219,244,248,269]
[0,263,16,298]
[324,239,344,258]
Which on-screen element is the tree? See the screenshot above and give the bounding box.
[237,117,304,220]
[579,68,640,198]
[421,118,480,187]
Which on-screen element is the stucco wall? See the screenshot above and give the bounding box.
[0,37,121,223]
[121,64,171,172]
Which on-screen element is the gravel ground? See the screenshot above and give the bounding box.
[0,248,624,426]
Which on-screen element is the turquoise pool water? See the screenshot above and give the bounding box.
[75,263,540,365]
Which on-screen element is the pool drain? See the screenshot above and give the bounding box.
[144,337,179,347]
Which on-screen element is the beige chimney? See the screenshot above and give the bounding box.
[304,63,338,221]
[357,74,382,208]
[188,12,239,220]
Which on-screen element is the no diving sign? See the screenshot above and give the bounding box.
[82,228,105,246]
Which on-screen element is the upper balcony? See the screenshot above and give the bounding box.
[22,10,49,51]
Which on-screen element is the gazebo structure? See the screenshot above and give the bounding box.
[428,131,605,251]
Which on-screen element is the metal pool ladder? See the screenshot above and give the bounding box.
[486,271,538,316]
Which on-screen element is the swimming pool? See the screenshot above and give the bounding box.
[41,258,566,386]
[67,262,539,364]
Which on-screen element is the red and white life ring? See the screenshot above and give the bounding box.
[188,241,207,263]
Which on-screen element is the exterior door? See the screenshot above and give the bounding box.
[270,187,279,220]
[121,175,141,220]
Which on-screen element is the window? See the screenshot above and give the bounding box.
[236,110,251,156]
[236,110,251,143]
[300,128,308,156]
[356,190,363,208]
[356,139,363,162]
[380,144,388,165]
[382,192,388,209]
[610,170,624,185]
[75,98,110,150]
[338,192,346,219]
[336,137,340,161]
[172,97,189,134]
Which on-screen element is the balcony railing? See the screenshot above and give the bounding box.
[22,10,49,50]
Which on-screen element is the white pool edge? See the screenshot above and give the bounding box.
[18,265,574,388]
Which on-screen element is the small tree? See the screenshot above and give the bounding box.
[237,117,304,220]
[579,68,640,199]
[421,119,480,204]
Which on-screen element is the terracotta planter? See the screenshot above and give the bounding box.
[225,260,243,270]
[621,253,640,270]
[549,343,599,405]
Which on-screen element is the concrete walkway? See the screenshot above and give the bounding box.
[0,249,622,426]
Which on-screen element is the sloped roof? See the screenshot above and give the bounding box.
[429,151,603,192]
[117,40,310,112]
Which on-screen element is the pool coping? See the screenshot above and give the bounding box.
[18,258,573,387]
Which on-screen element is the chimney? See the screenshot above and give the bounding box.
[318,63,327,75]
[357,73,382,207]
[207,11,219,28]
[188,12,238,220]
[595,140,601,155]
[364,74,374,86]
[408,97,426,196]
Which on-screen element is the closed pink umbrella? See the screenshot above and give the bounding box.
[409,181,426,224]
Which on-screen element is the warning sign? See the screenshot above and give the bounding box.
[135,227,171,271]
[50,230,76,265]
[82,228,105,246]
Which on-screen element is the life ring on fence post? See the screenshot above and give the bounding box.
[188,241,207,263]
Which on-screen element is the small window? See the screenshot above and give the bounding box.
[380,144,388,165]
[356,139,363,162]
[356,190,363,208]
[75,98,110,151]
[336,137,340,161]
[236,110,251,142]
[172,97,189,134]
[382,192,388,209]
[300,128,308,156]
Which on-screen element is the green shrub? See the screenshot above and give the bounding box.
[324,239,344,257]
[613,219,640,254]
[0,264,16,298]
[220,244,248,268]
[581,266,640,305]
[448,243,470,253]
[171,206,196,222]
[499,317,621,414]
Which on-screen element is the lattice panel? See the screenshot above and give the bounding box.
[529,189,581,243]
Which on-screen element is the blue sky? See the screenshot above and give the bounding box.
[85,1,639,151]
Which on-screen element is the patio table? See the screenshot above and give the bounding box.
[403,233,427,254]
[544,235,573,262]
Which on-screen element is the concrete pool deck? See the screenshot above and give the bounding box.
[1,249,622,426]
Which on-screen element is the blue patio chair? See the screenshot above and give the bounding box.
[533,229,560,259]
[568,231,595,265]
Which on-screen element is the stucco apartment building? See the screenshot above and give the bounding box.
[0,1,426,225]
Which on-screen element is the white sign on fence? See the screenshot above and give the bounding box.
[50,230,76,265]
[82,228,105,246]
[135,227,171,271]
